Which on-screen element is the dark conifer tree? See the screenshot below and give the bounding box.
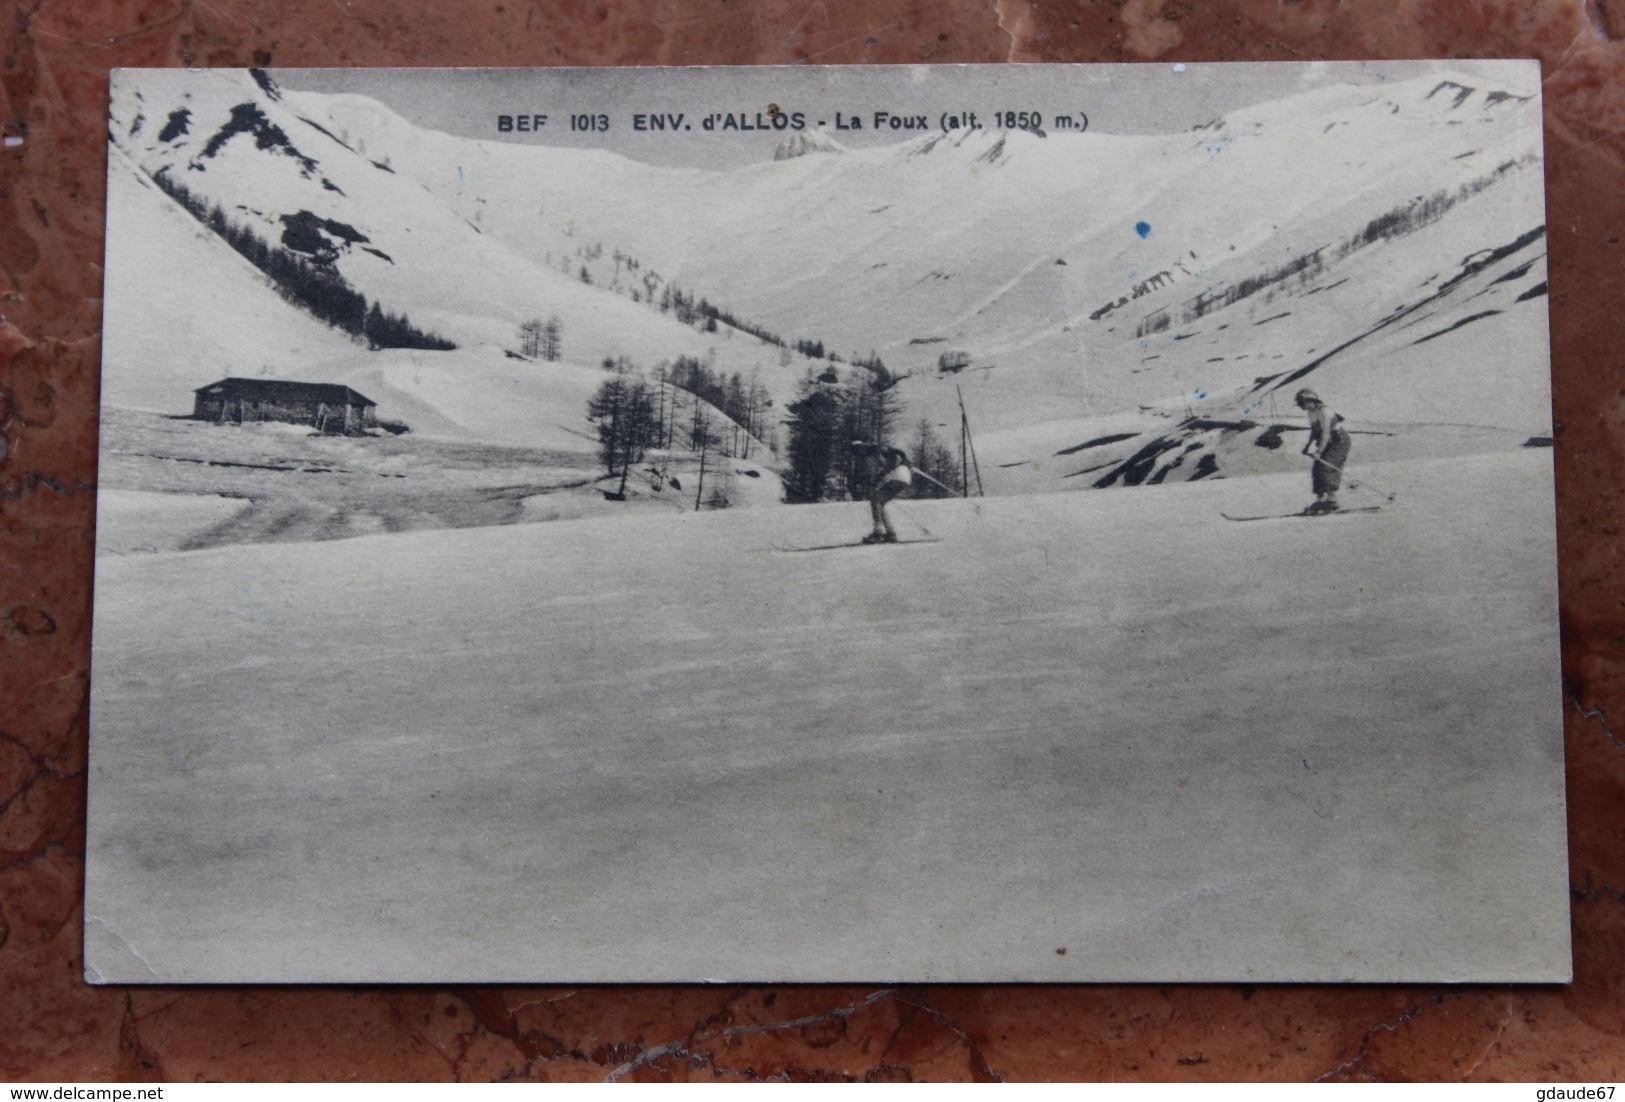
[783,383,844,503]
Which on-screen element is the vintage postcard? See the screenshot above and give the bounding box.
[87,61,1567,982]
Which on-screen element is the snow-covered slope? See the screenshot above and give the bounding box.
[289,69,1547,489]
[86,449,1566,981]
[114,72,661,356]
[106,70,791,452]
[95,489,250,554]
[101,145,361,411]
[314,345,604,450]
[106,68,1550,493]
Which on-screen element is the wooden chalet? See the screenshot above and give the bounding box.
[193,378,378,434]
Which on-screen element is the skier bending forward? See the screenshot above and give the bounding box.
[851,440,913,543]
[1295,387,1351,514]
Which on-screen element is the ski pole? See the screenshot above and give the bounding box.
[910,469,960,497]
[899,469,967,538]
[1310,453,1396,503]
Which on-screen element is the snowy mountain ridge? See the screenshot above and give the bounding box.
[773,127,848,160]
[106,69,793,468]
[105,66,1550,499]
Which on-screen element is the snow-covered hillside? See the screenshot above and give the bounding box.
[104,66,1550,506]
[285,68,1548,490]
[105,70,787,456]
[101,145,361,412]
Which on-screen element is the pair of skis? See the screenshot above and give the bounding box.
[774,537,943,553]
[1220,505,1384,522]
[1224,454,1395,522]
[775,466,959,551]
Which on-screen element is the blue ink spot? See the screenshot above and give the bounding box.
[1195,389,1207,399]
[1135,221,1153,239]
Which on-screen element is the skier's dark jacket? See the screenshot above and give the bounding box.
[851,443,911,493]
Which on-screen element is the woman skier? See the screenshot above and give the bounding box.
[1295,387,1351,514]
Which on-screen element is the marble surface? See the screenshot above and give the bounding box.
[2,0,1622,1082]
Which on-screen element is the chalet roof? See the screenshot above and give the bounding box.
[194,377,376,407]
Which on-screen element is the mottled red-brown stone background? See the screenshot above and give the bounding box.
[2,0,1622,1082]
